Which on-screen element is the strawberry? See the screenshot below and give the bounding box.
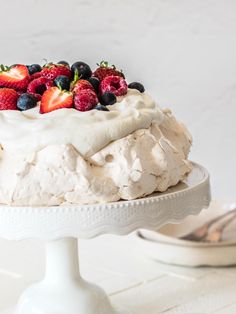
[0,64,30,91]
[70,68,94,94]
[0,88,19,110]
[37,63,72,81]
[74,89,98,112]
[72,79,94,94]
[100,75,128,96]
[40,87,73,114]
[93,61,125,82]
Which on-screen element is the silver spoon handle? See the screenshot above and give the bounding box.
[181,207,236,241]
[203,213,236,243]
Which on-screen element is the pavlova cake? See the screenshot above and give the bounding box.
[0,60,192,206]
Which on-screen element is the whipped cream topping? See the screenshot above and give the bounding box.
[0,111,192,206]
[0,89,164,157]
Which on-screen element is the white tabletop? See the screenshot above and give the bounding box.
[0,233,236,314]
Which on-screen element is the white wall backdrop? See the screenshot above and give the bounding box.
[0,0,235,199]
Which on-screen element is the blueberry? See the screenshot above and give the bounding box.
[87,77,100,93]
[128,82,145,93]
[95,104,109,111]
[58,60,70,67]
[27,64,42,75]
[100,92,116,106]
[17,93,38,111]
[54,75,71,91]
[71,61,92,79]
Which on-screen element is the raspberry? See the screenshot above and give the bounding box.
[31,93,42,101]
[100,76,128,96]
[74,89,98,112]
[27,77,53,96]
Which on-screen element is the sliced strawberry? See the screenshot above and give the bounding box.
[0,88,19,110]
[40,87,73,114]
[0,65,30,91]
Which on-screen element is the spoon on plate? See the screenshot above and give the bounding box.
[180,207,236,243]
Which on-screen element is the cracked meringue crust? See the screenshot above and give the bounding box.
[0,89,192,206]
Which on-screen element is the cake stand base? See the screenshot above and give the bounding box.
[0,163,210,314]
[15,238,126,314]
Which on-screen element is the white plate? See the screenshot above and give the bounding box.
[136,200,236,267]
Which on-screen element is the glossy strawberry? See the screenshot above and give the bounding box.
[0,65,30,91]
[74,89,98,112]
[0,88,19,110]
[40,87,73,114]
[93,61,124,82]
[39,63,72,80]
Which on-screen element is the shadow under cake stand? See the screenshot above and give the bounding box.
[0,162,210,314]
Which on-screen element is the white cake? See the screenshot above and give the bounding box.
[0,88,192,206]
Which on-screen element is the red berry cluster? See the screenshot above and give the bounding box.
[0,60,145,113]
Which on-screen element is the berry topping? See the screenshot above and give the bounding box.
[128,82,145,93]
[100,75,128,96]
[40,87,73,114]
[99,92,116,106]
[0,59,146,115]
[87,77,100,93]
[71,62,92,79]
[27,77,53,96]
[39,63,72,80]
[54,75,71,91]
[95,104,109,111]
[93,61,125,82]
[17,93,38,111]
[0,64,30,91]
[0,88,18,110]
[27,64,42,75]
[74,89,98,112]
[57,60,70,67]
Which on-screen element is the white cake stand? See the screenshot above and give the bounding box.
[0,162,210,314]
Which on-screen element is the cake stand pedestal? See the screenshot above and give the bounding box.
[0,162,210,314]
